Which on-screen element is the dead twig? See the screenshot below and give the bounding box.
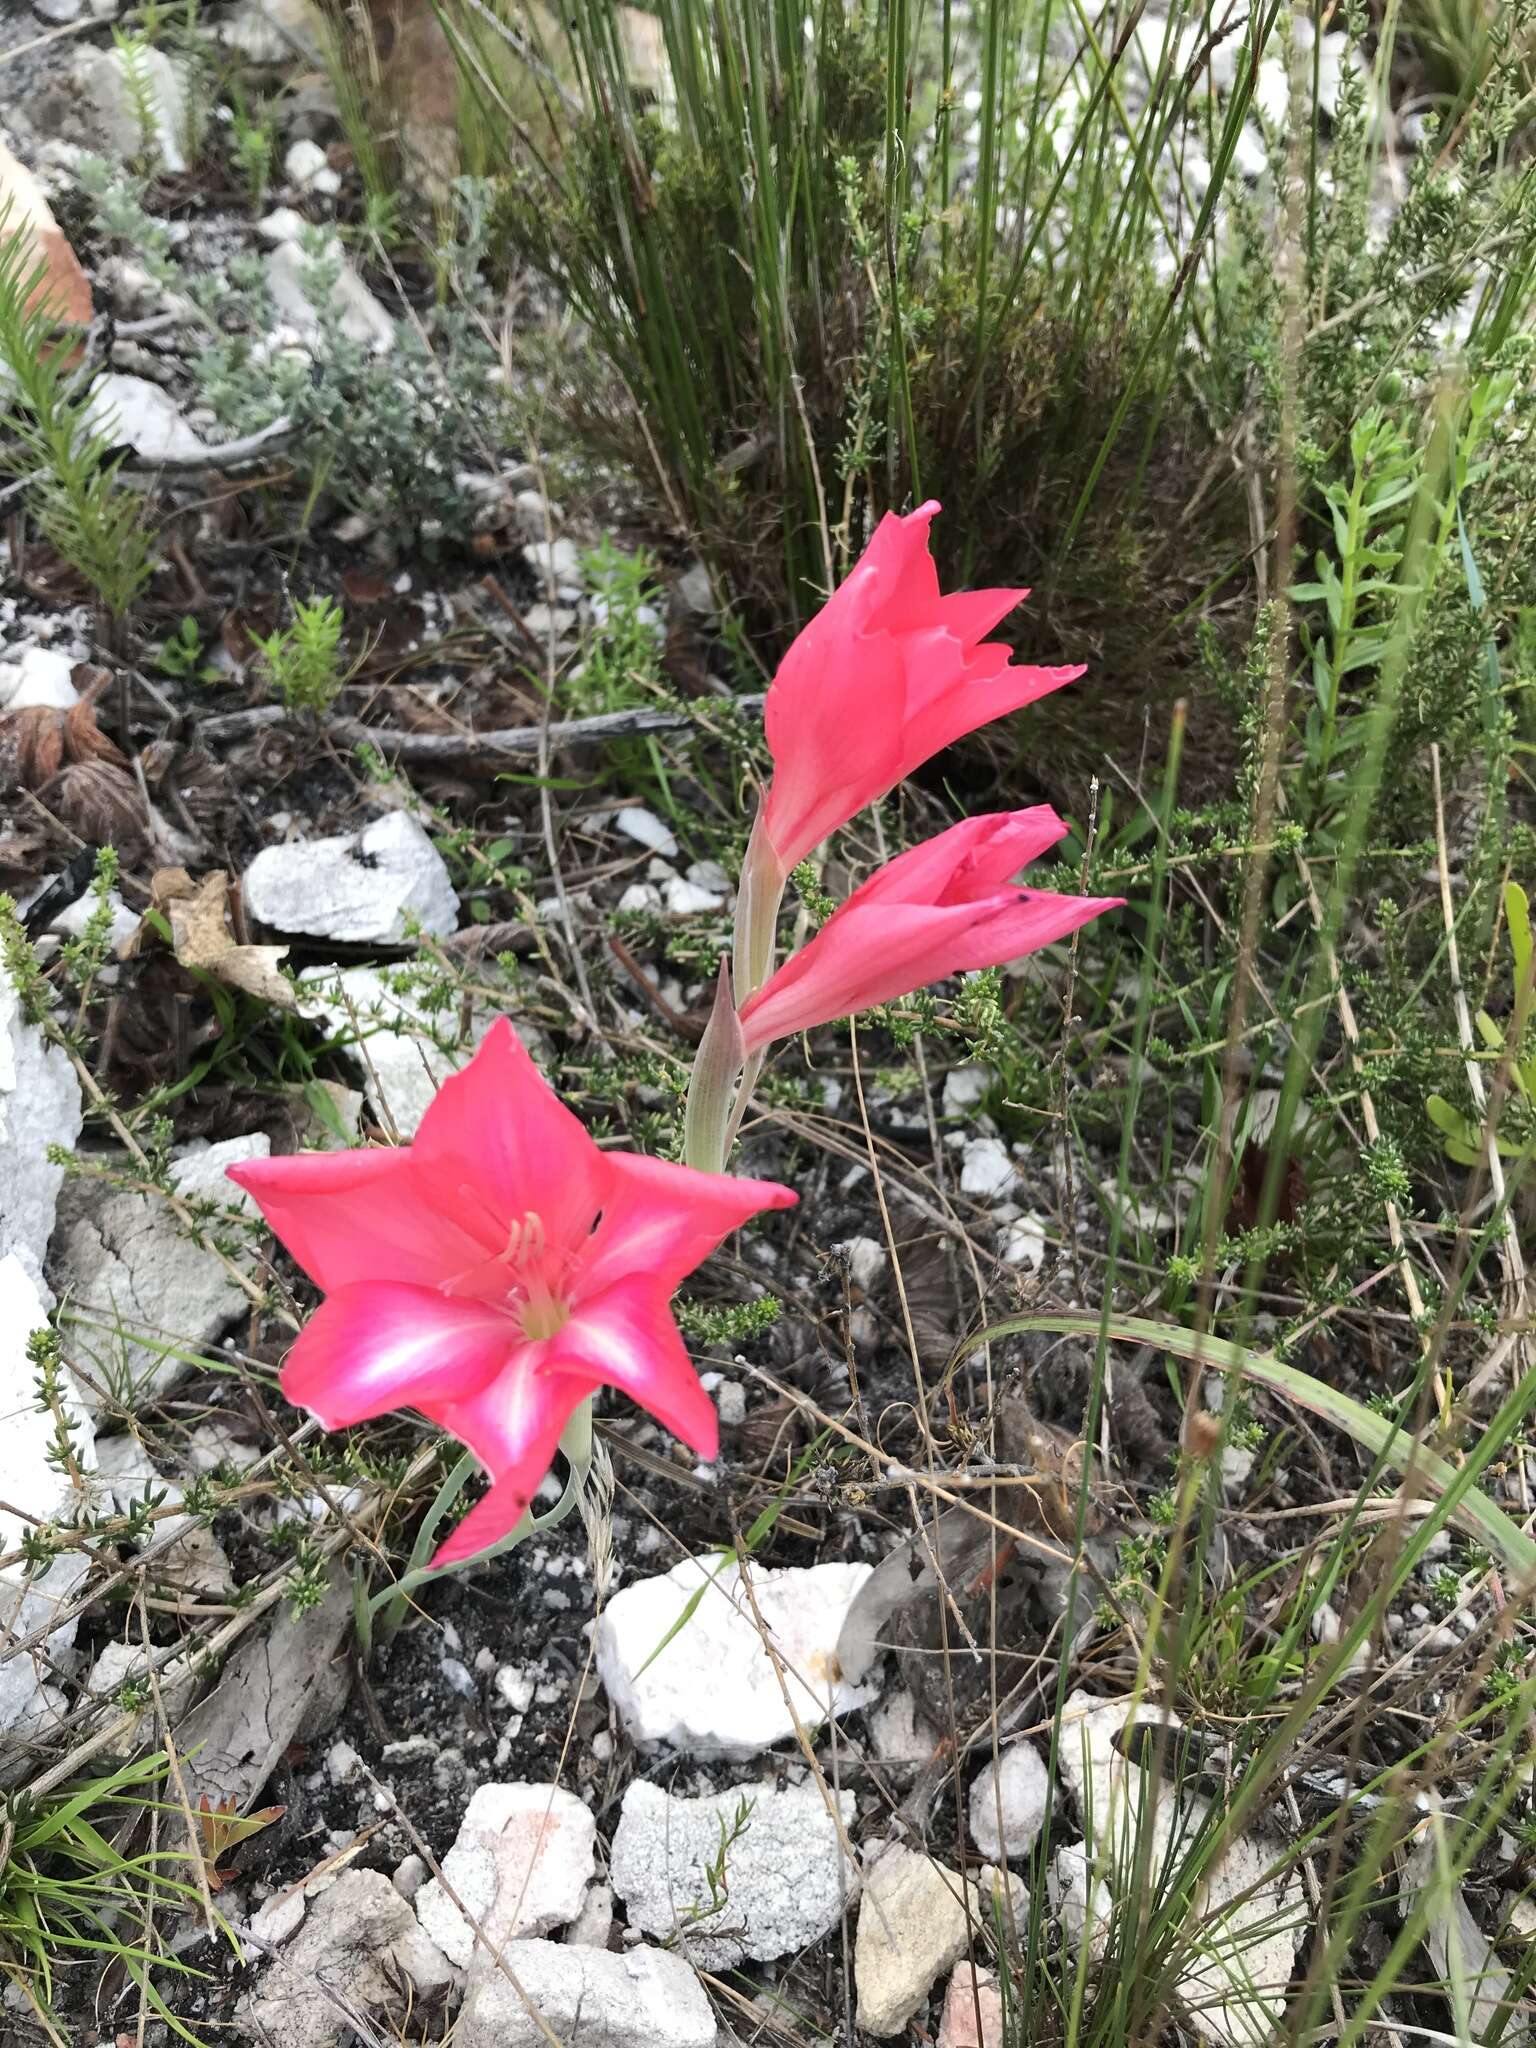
[194,695,766,756]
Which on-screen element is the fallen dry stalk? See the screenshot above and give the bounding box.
[196,694,766,758]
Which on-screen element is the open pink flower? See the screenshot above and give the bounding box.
[228,1020,795,1565]
[758,503,1083,877]
[737,809,1123,1052]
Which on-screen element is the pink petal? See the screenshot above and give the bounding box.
[573,1152,797,1302]
[740,889,1122,1051]
[762,623,908,875]
[927,586,1029,647]
[552,1278,719,1461]
[856,501,943,622]
[427,1473,539,1567]
[896,657,1085,774]
[280,1283,516,1428]
[836,809,1068,913]
[412,1018,607,1260]
[420,1361,592,1566]
[228,1147,486,1294]
[758,503,1069,873]
[740,901,975,1049]
[945,888,1125,974]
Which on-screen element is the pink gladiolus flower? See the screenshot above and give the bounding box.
[227,1020,795,1565]
[737,809,1123,1052]
[758,502,1084,877]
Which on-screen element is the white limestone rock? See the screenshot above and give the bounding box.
[93,1432,231,1594]
[968,1741,1051,1862]
[264,239,395,354]
[596,1554,875,1757]
[664,875,723,915]
[87,1638,198,1736]
[214,0,322,65]
[256,206,308,245]
[675,561,715,616]
[296,966,508,1138]
[855,1842,973,2038]
[1050,1838,1113,1960]
[36,883,138,957]
[0,1254,95,1742]
[999,1214,1047,1271]
[284,138,339,197]
[566,1880,614,1949]
[686,859,731,895]
[868,1685,939,1770]
[522,536,582,587]
[453,1940,716,2048]
[610,1777,856,1967]
[938,1962,1006,2048]
[414,1782,596,1967]
[47,1135,268,1411]
[1,958,83,1296]
[244,812,458,943]
[614,807,678,858]
[247,1886,307,1947]
[239,1868,453,2047]
[835,1234,887,1292]
[0,647,78,711]
[960,1137,1020,1204]
[942,1064,993,1114]
[86,375,209,465]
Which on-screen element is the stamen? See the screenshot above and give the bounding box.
[520,1294,571,1342]
[495,1211,547,1272]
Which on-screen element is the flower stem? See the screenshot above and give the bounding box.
[682,804,786,1171]
[683,959,746,1172]
[732,804,786,1005]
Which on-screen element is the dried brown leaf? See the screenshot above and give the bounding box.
[0,706,66,790]
[196,1795,286,1890]
[51,759,146,849]
[0,690,129,799]
[166,870,296,1010]
[64,695,128,769]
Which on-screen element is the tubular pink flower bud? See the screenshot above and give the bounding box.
[228,1020,795,1565]
[737,809,1123,1053]
[758,503,1083,877]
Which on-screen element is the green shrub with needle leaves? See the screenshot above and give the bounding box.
[0,217,154,627]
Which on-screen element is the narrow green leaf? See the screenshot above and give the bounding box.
[967,1312,1536,1577]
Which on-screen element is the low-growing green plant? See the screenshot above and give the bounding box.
[227,92,276,210]
[0,220,155,629]
[111,27,169,169]
[77,168,513,550]
[567,538,667,717]
[456,0,1280,783]
[253,594,346,714]
[154,615,219,684]
[1399,0,1536,113]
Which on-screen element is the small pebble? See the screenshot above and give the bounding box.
[835,1235,887,1292]
[440,1657,477,1698]
[284,138,340,196]
[665,876,724,915]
